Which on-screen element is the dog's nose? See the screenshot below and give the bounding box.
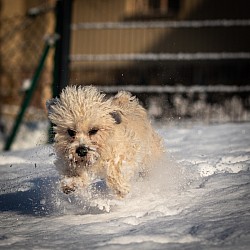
[76,146,88,157]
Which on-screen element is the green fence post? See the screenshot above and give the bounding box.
[4,36,57,151]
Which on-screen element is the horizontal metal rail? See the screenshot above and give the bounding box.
[71,19,250,30]
[95,85,250,93]
[70,52,250,62]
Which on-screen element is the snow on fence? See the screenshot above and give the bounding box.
[93,85,250,122]
[70,52,250,62]
[71,19,250,30]
[95,85,250,94]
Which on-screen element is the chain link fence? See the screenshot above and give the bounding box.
[0,4,54,115]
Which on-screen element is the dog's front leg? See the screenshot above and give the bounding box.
[60,171,90,194]
[106,163,130,198]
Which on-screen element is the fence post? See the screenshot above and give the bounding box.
[53,0,72,98]
[48,0,72,144]
[4,36,57,151]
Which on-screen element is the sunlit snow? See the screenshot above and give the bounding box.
[0,122,250,249]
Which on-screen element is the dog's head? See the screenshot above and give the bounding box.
[46,86,122,171]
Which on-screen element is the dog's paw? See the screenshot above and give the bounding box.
[61,180,76,194]
[116,188,130,199]
[60,178,77,194]
[62,185,76,194]
[112,181,130,198]
[60,175,90,194]
[106,173,130,198]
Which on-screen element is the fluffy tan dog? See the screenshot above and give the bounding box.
[46,85,164,198]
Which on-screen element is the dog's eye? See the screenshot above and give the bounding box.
[67,129,76,137]
[89,128,98,136]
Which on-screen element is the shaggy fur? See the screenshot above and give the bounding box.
[47,85,164,198]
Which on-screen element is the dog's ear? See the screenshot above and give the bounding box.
[46,98,59,114]
[109,110,122,124]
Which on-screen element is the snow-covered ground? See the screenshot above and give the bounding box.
[0,122,250,249]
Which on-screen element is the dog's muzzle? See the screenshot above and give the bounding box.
[76,146,88,157]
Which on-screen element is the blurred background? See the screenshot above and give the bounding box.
[0,0,250,150]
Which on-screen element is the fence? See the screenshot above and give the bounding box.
[1,0,250,123]
[70,0,250,87]
[69,0,250,121]
[0,5,54,110]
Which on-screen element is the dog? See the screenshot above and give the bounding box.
[46,85,164,198]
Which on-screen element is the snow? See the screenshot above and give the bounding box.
[0,122,250,249]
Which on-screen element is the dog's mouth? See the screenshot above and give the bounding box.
[68,145,99,168]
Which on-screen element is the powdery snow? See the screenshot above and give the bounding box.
[0,122,250,249]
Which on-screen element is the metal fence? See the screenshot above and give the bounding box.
[0,5,54,109]
[70,1,250,88]
[1,0,250,123]
[69,0,250,121]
